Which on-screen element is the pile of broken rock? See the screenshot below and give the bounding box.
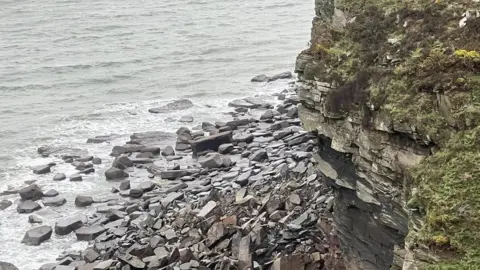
[6,76,339,270]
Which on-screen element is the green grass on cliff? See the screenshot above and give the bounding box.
[305,0,480,267]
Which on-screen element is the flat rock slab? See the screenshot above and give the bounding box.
[75,225,107,241]
[42,196,67,207]
[21,225,52,246]
[55,215,86,235]
[191,131,232,157]
[148,99,194,114]
[160,170,188,180]
[17,200,41,213]
[105,167,129,180]
[43,189,59,197]
[19,184,43,201]
[0,200,13,210]
[161,192,184,207]
[197,201,218,218]
[33,165,51,175]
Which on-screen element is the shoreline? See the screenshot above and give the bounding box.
[1,72,336,270]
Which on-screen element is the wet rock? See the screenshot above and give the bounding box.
[28,215,42,224]
[148,99,194,114]
[33,165,51,175]
[92,157,102,165]
[228,99,260,109]
[82,248,99,263]
[226,118,250,129]
[70,174,83,182]
[75,195,93,207]
[139,181,155,192]
[0,200,12,210]
[0,262,19,270]
[270,120,289,131]
[19,184,43,201]
[161,192,184,207]
[160,170,188,180]
[76,156,93,162]
[175,143,191,151]
[260,110,274,120]
[179,115,194,123]
[249,150,268,162]
[113,155,133,169]
[43,189,59,197]
[191,131,232,157]
[268,71,293,82]
[218,143,233,154]
[162,146,175,156]
[140,147,161,155]
[233,133,254,143]
[75,225,107,241]
[21,225,52,246]
[17,200,41,213]
[119,255,145,269]
[92,260,115,270]
[55,216,86,235]
[136,152,154,158]
[42,196,67,207]
[199,153,224,169]
[129,189,143,198]
[119,180,130,191]
[131,158,153,164]
[197,201,218,218]
[105,167,129,180]
[235,170,251,186]
[286,107,298,118]
[251,74,269,82]
[53,173,67,181]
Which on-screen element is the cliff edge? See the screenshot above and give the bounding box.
[296,0,480,269]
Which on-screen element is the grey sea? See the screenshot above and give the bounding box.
[0,0,312,268]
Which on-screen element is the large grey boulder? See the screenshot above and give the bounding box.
[42,196,67,207]
[249,150,268,162]
[75,225,107,241]
[198,153,224,169]
[75,195,93,207]
[148,99,194,114]
[55,215,86,235]
[21,225,52,246]
[0,200,12,211]
[191,131,232,157]
[112,155,133,169]
[0,261,19,270]
[17,200,41,213]
[33,165,51,174]
[18,184,43,201]
[161,146,175,156]
[250,74,269,82]
[268,71,293,82]
[105,167,129,180]
[53,173,66,181]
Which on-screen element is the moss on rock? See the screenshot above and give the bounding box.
[301,0,480,266]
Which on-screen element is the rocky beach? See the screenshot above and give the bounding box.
[1,72,339,270]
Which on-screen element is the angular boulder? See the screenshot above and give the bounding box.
[148,99,194,114]
[0,262,19,270]
[21,225,52,246]
[17,200,41,213]
[18,184,43,201]
[33,165,51,175]
[53,173,66,181]
[55,215,86,235]
[198,153,224,169]
[75,225,107,241]
[105,167,129,180]
[42,196,67,207]
[191,131,232,157]
[75,195,93,207]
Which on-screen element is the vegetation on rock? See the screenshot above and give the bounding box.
[302,0,480,267]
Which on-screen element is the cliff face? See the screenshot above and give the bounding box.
[296,0,480,269]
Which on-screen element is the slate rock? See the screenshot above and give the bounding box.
[53,173,67,181]
[129,189,143,198]
[19,184,43,201]
[160,170,188,180]
[235,171,252,186]
[148,99,194,114]
[42,196,67,207]
[75,225,107,241]
[28,215,42,224]
[92,157,102,165]
[268,71,293,82]
[286,107,298,118]
[191,131,232,157]
[197,201,218,218]
[139,181,155,192]
[260,110,274,120]
[0,200,12,211]
[232,133,254,143]
[113,155,133,169]
[198,153,224,169]
[119,180,130,191]
[70,174,83,182]
[162,146,175,156]
[218,143,234,154]
[251,74,269,82]
[21,225,52,246]
[55,216,86,235]
[249,150,268,162]
[43,189,59,197]
[17,200,41,213]
[75,195,93,207]
[140,147,161,155]
[0,262,19,270]
[105,167,129,180]
[33,165,51,175]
